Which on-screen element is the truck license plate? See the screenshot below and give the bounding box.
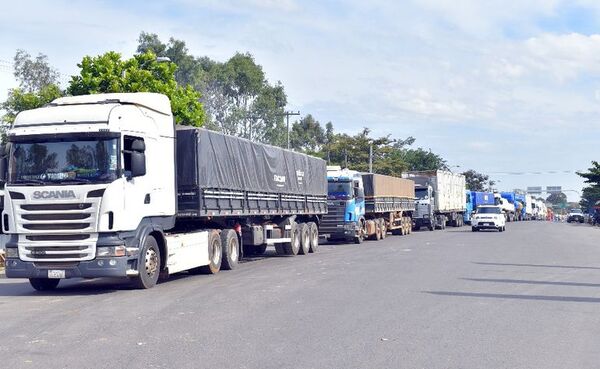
[48,270,65,279]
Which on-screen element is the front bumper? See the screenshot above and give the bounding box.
[320,222,357,240]
[568,216,584,222]
[472,220,502,229]
[4,256,131,279]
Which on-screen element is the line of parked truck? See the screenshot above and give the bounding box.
[0,92,550,291]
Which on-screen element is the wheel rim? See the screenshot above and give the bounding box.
[293,230,300,252]
[311,229,318,249]
[145,248,159,277]
[229,238,238,262]
[212,240,222,265]
[303,231,309,251]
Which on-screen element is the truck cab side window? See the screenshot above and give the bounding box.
[123,136,146,179]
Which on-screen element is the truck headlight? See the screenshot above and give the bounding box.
[423,214,429,218]
[96,245,126,257]
[5,248,18,258]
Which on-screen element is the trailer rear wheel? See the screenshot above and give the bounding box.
[379,219,387,239]
[298,223,310,255]
[221,229,239,270]
[282,223,300,255]
[373,220,382,240]
[132,235,161,289]
[308,222,319,253]
[190,230,222,274]
[29,278,60,291]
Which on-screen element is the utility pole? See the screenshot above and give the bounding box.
[279,111,300,149]
[369,143,373,173]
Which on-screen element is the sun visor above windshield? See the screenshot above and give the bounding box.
[13,103,117,128]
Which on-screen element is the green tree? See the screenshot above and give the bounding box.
[1,50,63,128]
[462,169,495,191]
[135,33,288,144]
[401,147,447,171]
[328,128,408,176]
[290,114,326,153]
[546,192,567,206]
[577,161,600,209]
[67,51,205,126]
[13,49,60,92]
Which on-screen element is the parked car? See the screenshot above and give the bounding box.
[471,205,506,232]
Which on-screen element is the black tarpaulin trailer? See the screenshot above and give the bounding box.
[176,127,328,218]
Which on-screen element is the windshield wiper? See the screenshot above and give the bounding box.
[12,179,45,186]
[55,178,93,185]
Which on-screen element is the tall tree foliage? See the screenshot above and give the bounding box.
[462,169,495,191]
[1,50,62,127]
[577,161,600,209]
[135,33,287,145]
[67,51,205,126]
[290,115,326,153]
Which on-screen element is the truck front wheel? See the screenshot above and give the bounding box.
[221,229,239,270]
[132,235,161,289]
[29,278,60,291]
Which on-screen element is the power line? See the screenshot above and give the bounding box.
[488,170,584,176]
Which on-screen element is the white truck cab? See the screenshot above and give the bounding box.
[3,93,178,289]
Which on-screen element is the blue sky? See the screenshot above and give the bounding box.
[2,0,600,201]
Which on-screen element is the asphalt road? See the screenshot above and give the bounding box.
[1,221,600,369]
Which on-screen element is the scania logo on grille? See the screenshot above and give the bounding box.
[32,190,76,200]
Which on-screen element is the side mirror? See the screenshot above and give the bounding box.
[131,139,145,152]
[130,151,146,178]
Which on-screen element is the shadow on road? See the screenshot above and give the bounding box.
[461,278,600,288]
[472,261,600,270]
[423,290,600,303]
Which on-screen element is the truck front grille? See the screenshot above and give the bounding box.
[15,199,100,262]
[319,203,347,234]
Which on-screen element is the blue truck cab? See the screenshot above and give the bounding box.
[514,194,526,221]
[464,191,495,224]
[319,167,365,242]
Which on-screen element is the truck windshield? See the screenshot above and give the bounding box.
[328,181,352,199]
[415,188,429,199]
[477,207,501,214]
[9,138,119,185]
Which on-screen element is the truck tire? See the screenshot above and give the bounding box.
[282,223,300,255]
[190,230,222,275]
[221,229,239,270]
[374,220,382,241]
[308,222,319,253]
[379,219,387,239]
[354,219,365,244]
[298,223,310,255]
[29,278,60,291]
[132,235,161,289]
[472,227,478,232]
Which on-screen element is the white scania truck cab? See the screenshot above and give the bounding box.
[2,94,181,290]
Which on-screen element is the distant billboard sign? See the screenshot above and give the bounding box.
[546,186,562,194]
[527,186,542,195]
